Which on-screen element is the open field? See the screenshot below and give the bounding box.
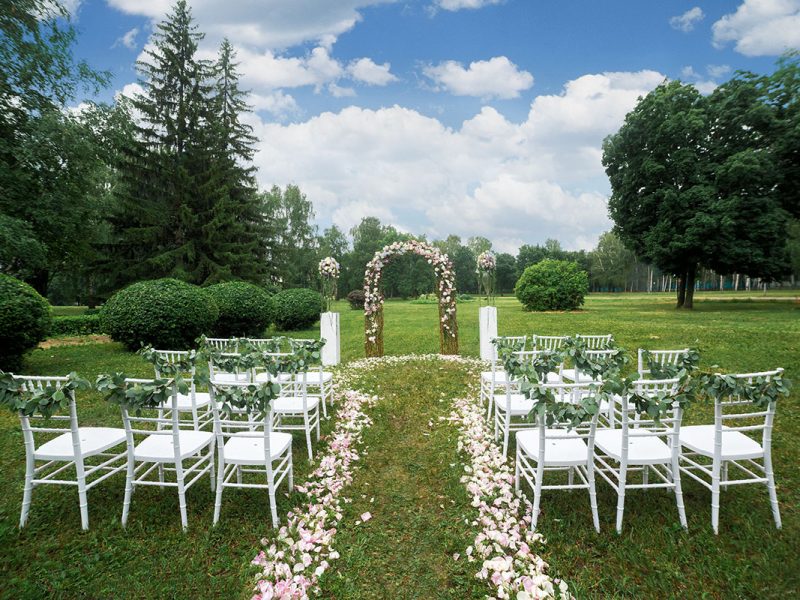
[1,293,797,598]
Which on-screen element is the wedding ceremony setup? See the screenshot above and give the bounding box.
[2,0,798,598]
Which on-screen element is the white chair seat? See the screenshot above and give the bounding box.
[222,432,293,465]
[213,373,250,383]
[680,425,764,460]
[133,430,215,462]
[272,396,321,414]
[493,394,534,416]
[517,429,589,466]
[595,429,672,465]
[165,392,211,410]
[35,427,127,461]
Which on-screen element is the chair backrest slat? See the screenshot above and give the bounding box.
[637,348,690,377]
[531,335,569,352]
[576,334,613,349]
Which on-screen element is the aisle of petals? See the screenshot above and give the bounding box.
[250,381,377,599]
[451,393,572,599]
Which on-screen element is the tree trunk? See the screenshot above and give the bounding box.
[676,274,686,308]
[30,269,50,297]
[683,266,697,309]
[734,273,740,291]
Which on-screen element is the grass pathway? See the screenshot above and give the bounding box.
[321,359,483,599]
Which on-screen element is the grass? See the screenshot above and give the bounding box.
[0,291,797,598]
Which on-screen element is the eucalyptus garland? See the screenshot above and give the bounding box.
[210,380,283,415]
[139,346,199,376]
[493,337,791,428]
[0,370,91,418]
[96,372,189,414]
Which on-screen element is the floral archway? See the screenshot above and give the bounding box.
[364,240,458,357]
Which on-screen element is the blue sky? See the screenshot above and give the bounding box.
[68,0,800,252]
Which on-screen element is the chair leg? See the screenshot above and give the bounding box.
[77,475,89,531]
[213,458,225,526]
[514,446,521,493]
[319,387,328,418]
[19,457,34,528]
[568,467,574,488]
[587,464,600,533]
[121,453,135,527]
[305,414,314,460]
[209,443,216,492]
[672,459,688,531]
[615,465,627,534]
[764,454,782,530]
[532,459,544,529]
[721,461,729,491]
[236,466,242,485]
[287,451,294,492]
[711,457,721,535]
[176,463,188,531]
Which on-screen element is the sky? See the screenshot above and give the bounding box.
[67,0,800,254]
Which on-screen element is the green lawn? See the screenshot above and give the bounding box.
[1,292,797,598]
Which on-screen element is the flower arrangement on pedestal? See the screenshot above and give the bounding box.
[318,257,340,313]
[476,251,496,305]
[363,240,458,356]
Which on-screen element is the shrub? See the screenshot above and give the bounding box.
[347,290,365,310]
[272,288,323,330]
[515,259,589,311]
[101,278,219,350]
[51,314,104,336]
[0,274,52,370]
[206,281,274,337]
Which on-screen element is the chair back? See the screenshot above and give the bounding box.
[153,348,198,390]
[571,349,616,383]
[576,334,613,349]
[490,335,527,364]
[513,350,564,383]
[248,338,284,352]
[119,378,184,463]
[618,378,682,464]
[209,381,275,471]
[637,348,690,377]
[531,335,569,352]
[14,375,80,457]
[208,352,252,383]
[714,369,783,455]
[204,337,239,352]
[533,380,601,451]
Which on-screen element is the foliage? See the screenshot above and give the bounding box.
[0,274,52,370]
[261,184,319,288]
[515,259,588,311]
[603,63,797,308]
[96,372,189,414]
[590,231,635,291]
[103,3,268,288]
[0,370,90,418]
[495,252,517,294]
[51,314,103,336]
[346,289,366,310]
[205,281,274,338]
[271,288,324,331]
[101,278,218,350]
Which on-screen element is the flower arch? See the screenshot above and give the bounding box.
[364,240,458,357]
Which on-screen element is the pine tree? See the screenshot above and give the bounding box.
[105,2,269,288]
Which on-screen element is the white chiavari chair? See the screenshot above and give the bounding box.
[15,375,127,530]
[152,349,212,430]
[119,378,216,531]
[209,381,293,528]
[679,369,783,534]
[267,354,321,460]
[515,381,601,532]
[594,378,688,533]
[481,335,527,420]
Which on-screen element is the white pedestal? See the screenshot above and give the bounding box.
[479,305,498,361]
[320,312,340,366]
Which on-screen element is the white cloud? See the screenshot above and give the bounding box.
[347,58,398,86]
[106,0,395,49]
[248,70,664,251]
[670,6,705,32]
[433,0,503,11]
[228,46,343,92]
[249,91,299,119]
[328,83,357,98]
[423,56,534,99]
[113,27,139,50]
[712,0,800,56]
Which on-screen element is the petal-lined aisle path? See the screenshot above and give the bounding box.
[319,357,485,599]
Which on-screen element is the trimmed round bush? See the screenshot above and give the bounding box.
[272,288,323,330]
[0,274,52,370]
[206,281,274,337]
[515,259,589,311]
[101,278,219,350]
[347,289,365,310]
